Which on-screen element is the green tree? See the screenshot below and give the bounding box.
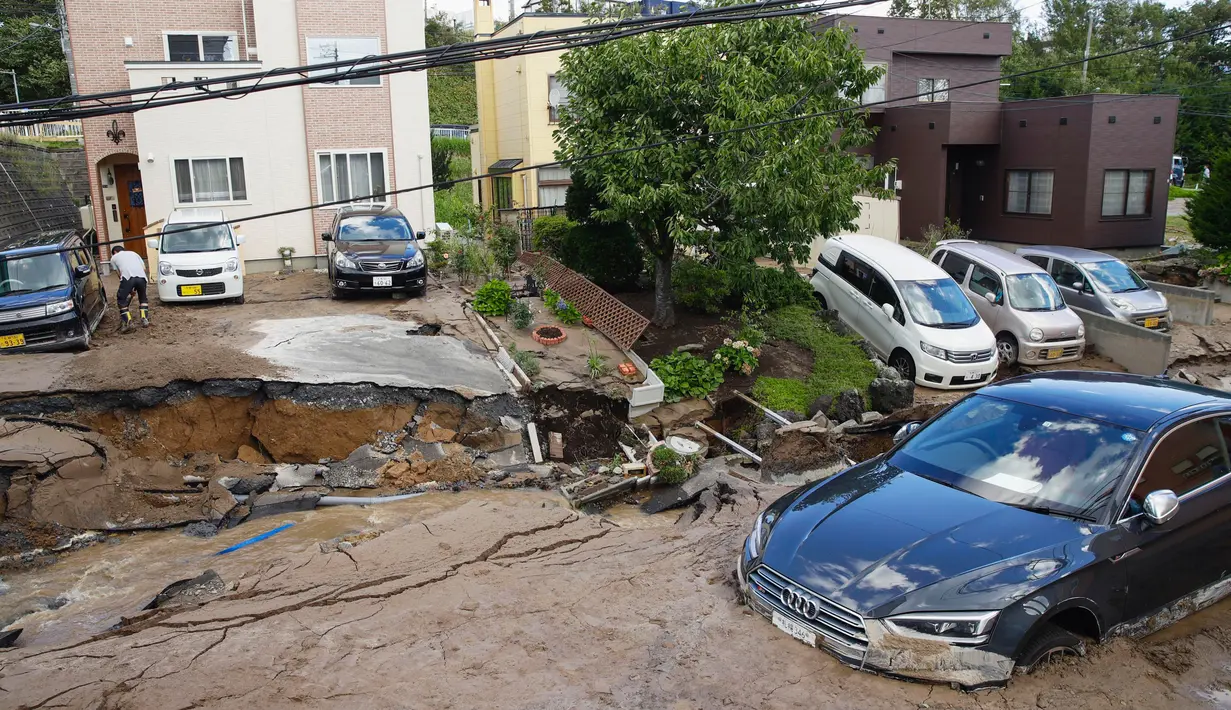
[1186,152,1231,250]
[888,0,1019,23]
[425,11,477,125]
[0,11,68,102]
[555,13,890,326]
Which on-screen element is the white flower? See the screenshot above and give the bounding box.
[723,338,732,346]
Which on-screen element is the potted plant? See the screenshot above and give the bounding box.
[277,246,296,273]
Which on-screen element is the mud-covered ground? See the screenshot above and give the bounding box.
[3,488,1231,709]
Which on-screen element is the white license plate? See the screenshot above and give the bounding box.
[772,611,817,647]
[372,276,393,287]
[965,371,983,381]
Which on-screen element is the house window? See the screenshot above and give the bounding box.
[537,166,571,207]
[306,37,382,86]
[165,33,237,62]
[1102,169,1153,217]
[548,75,570,122]
[494,177,514,209]
[174,157,247,204]
[1005,169,1054,215]
[862,62,887,105]
[917,78,949,103]
[317,151,387,204]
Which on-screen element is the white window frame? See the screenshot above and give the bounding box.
[306,36,383,88]
[314,149,391,208]
[548,74,570,123]
[861,61,887,106]
[917,77,949,103]
[171,156,249,206]
[162,32,239,62]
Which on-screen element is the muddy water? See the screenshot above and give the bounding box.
[0,490,569,648]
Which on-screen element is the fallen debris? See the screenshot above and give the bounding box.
[143,569,227,610]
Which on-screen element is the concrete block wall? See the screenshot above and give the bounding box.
[1145,280,1216,327]
[0,140,83,240]
[1071,306,1171,376]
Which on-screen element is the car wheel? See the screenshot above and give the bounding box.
[76,324,91,352]
[1015,623,1085,674]
[996,333,1019,366]
[233,294,246,305]
[331,288,346,300]
[812,291,829,310]
[889,350,915,381]
[409,286,426,298]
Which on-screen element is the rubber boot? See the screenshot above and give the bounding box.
[140,306,150,328]
[119,311,133,333]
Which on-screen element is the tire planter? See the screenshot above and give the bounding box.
[532,325,567,346]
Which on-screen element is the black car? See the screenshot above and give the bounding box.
[0,229,106,352]
[322,204,427,299]
[739,372,1231,688]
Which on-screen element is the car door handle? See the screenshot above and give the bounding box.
[1111,548,1141,563]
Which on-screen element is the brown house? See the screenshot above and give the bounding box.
[819,15,1179,251]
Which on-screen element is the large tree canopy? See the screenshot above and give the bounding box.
[554,13,891,326]
[0,3,68,103]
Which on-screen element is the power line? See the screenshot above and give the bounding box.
[0,0,884,125]
[11,15,1224,263]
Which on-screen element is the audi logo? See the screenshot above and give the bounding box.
[780,586,822,620]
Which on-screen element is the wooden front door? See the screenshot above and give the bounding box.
[114,164,147,261]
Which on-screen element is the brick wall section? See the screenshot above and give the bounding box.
[296,0,396,255]
[62,0,248,252]
[0,140,82,240]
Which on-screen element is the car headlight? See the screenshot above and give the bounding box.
[919,342,947,360]
[1028,327,1044,342]
[1159,295,1168,309]
[407,252,425,268]
[334,252,357,270]
[224,258,239,273]
[1110,297,1133,312]
[1077,324,1085,338]
[883,610,999,646]
[158,261,174,276]
[748,509,779,558]
[45,300,75,316]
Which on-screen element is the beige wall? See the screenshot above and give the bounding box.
[801,196,901,268]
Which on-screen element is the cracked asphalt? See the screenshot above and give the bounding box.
[4,489,1231,709]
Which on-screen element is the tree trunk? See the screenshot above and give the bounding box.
[652,252,675,328]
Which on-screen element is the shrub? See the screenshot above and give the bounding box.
[452,239,496,284]
[649,351,724,403]
[651,446,696,484]
[491,224,519,274]
[713,338,761,376]
[554,299,583,325]
[672,258,732,314]
[587,335,610,380]
[509,299,534,329]
[473,279,513,317]
[556,221,643,291]
[1188,152,1231,251]
[512,348,541,378]
[740,267,814,311]
[733,314,766,349]
[542,288,560,309]
[532,215,575,255]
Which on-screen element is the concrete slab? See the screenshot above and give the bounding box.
[246,315,511,396]
[0,353,74,396]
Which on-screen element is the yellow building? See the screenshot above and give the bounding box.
[470,2,576,212]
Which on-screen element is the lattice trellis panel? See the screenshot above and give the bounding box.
[518,252,650,350]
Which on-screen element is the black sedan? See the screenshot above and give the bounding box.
[739,372,1231,688]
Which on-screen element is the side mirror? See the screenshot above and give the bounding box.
[1071,281,1083,291]
[321,233,333,241]
[983,291,998,304]
[74,264,92,278]
[893,421,923,444]
[416,230,426,240]
[146,238,160,250]
[1143,490,1179,525]
[235,234,246,245]
[881,302,895,319]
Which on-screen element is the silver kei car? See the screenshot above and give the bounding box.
[1017,246,1170,331]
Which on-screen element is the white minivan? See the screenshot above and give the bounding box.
[809,234,998,389]
[148,208,246,304]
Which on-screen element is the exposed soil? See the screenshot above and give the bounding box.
[618,289,730,359]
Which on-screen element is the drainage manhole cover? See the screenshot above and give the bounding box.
[667,436,703,456]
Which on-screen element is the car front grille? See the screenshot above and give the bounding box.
[178,282,227,296]
[359,260,404,272]
[1043,335,1078,343]
[0,305,47,324]
[1133,313,1168,328]
[748,564,868,658]
[1042,345,1081,360]
[175,267,223,277]
[947,348,994,363]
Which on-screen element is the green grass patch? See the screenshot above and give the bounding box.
[751,305,878,417]
[1169,185,1200,200]
[1166,214,1192,241]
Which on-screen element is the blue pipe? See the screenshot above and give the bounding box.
[215,522,295,555]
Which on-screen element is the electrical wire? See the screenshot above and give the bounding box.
[9,15,1223,264]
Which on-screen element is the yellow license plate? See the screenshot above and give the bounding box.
[180,285,203,296]
[1047,348,1064,360]
[0,334,26,348]
[1144,317,1160,329]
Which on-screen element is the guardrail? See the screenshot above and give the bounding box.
[1070,306,1171,376]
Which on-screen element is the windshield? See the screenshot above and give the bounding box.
[161,223,234,254]
[896,278,981,328]
[0,252,70,296]
[338,215,412,241]
[889,394,1139,520]
[1007,273,1065,312]
[1085,260,1147,294]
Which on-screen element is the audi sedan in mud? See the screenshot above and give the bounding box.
[739,372,1231,688]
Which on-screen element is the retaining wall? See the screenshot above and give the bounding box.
[1145,280,1216,326]
[0,139,84,240]
[1071,306,1171,376]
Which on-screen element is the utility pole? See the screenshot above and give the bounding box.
[56,0,77,95]
[0,70,18,103]
[1081,12,1094,84]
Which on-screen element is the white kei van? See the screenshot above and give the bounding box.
[148,208,246,304]
[809,234,998,389]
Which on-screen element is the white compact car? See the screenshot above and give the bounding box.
[148,208,246,304]
[809,234,998,389]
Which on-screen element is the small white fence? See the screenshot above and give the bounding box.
[0,117,83,142]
